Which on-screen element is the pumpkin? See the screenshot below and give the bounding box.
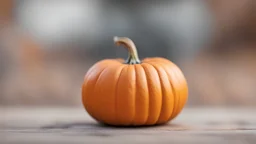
[82,37,188,126]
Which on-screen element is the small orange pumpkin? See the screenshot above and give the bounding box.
[82,37,188,126]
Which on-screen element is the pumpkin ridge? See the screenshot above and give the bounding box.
[82,68,97,111]
[176,66,188,114]
[154,59,184,119]
[158,66,175,123]
[84,66,109,122]
[131,65,136,125]
[157,61,182,120]
[140,64,150,125]
[143,63,163,123]
[133,64,149,125]
[170,67,187,119]
[168,72,181,120]
[93,66,113,121]
[127,65,136,125]
[148,58,188,119]
[133,65,138,125]
[157,60,182,119]
[157,62,176,121]
[114,65,126,125]
[141,63,162,125]
[144,62,163,124]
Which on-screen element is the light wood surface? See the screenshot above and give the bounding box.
[1,107,256,144]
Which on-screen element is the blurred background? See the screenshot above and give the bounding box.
[0,0,255,107]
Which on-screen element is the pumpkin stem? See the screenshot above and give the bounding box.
[114,36,141,64]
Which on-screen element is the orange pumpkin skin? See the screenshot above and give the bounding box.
[82,37,188,126]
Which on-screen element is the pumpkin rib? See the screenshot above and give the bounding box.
[144,58,187,118]
[165,67,180,120]
[130,65,136,125]
[144,62,163,124]
[133,64,149,125]
[93,63,123,122]
[173,66,188,118]
[155,62,177,121]
[83,65,110,122]
[167,70,180,120]
[144,61,173,124]
[140,64,150,125]
[147,59,181,120]
[92,66,112,122]
[116,66,130,124]
[141,63,162,125]
[170,67,187,119]
[132,65,137,126]
[114,65,126,125]
[155,59,185,120]
[92,64,122,124]
[116,65,136,125]
[128,65,136,125]
[115,66,127,125]
[82,62,109,105]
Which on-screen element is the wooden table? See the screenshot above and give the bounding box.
[1,107,256,144]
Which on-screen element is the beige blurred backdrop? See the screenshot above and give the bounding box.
[0,0,255,107]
